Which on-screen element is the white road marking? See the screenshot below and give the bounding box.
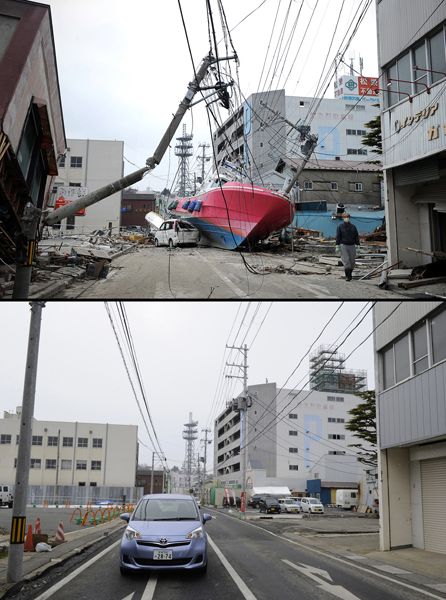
[283,559,361,600]
[296,562,333,581]
[121,594,134,600]
[207,534,257,600]
[34,539,121,600]
[210,509,446,600]
[141,577,158,600]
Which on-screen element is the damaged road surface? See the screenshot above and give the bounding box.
[53,246,411,299]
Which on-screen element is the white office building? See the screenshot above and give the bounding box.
[50,139,124,234]
[0,407,138,488]
[213,382,366,496]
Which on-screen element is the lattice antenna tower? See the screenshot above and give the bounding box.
[175,124,194,197]
[182,412,198,491]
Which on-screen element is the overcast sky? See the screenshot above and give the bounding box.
[45,0,379,191]
[0,301,376,469]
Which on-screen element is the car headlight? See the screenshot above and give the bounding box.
[186,526,204,540]
[124,526,141,541]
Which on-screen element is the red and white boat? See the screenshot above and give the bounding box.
[168,175,294,250]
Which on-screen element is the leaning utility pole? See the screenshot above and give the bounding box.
[13,51,236,299]
[226,344,250,517]
[7,302,45,583]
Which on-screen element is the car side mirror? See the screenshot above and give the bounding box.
[202,513,212,523]
[120,513,130,523]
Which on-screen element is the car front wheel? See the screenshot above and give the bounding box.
[154,238,159,247]
[168,239,174,249]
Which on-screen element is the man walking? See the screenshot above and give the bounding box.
[336,214,359,281]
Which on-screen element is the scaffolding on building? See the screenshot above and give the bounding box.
[182,412,198,491]
[309,345,367,393]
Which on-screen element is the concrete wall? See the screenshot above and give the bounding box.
[298,169,381,207]
[53,139,124,233]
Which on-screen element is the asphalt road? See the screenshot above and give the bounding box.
[21,508,446,600]
[55,246,406,300]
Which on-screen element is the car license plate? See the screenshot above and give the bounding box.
[153,550,173,560]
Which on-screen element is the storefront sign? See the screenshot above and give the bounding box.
[54,186,88,216]
[394,102,439,133]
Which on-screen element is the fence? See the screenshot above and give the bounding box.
[26,485,144,506]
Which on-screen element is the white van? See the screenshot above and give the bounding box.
[0,485,13,508]
[300,497,324,514]
[335,489,358,510]
[154,219,200,248]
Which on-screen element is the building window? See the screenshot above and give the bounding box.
[354,182,363,192]
[412,321,429,375]
[0,434,11,444]
[58,156,66,167]
[61,460,72,470]
[289,430,298,436]
[14,458,17,468]
[63,437,73,447]
[76,460,87,470]
[16,435,19,445]
[330,182,338,191]
[328,396,344,402]
[346,129,355,135]
[45,459,57,469]
[328,417,345,423]
[32,436,43,446]
[70,156,83,168]
[30,458,41,469]
[92,438,103,448]
[289,413,298,419]
[431,308,446,364]
[304,180,313,191]
[78,437,88,448]
[48,436,58,447]
[429,28,446,84]
[289,448,298,453]
[394,333,410,383]
[91,460,102,471]
[328,434,345,440]
[78,482,86,486]
[90,482,97,487]
[328,450,346,455]
[289,465,299,470]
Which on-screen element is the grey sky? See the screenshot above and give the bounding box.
[1,301,375,469]
[45,0,378,191]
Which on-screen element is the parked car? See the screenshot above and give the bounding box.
[278,497,300,513]
[258,497,281,514]
[154,219,200,248]
[0,485,13,508]
[119,493,211,575]
[300,497,324,514]
[248,494,270,509]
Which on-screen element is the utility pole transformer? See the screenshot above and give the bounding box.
[7,302,45,583]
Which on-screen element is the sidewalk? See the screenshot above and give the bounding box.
[0,519,126,599]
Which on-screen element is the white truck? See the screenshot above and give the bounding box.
[335,489,358,510]
[0,485,13,508]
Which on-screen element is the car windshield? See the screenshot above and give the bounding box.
[132,498,199,521]
[309,499,320,504]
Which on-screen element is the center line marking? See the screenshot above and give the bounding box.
[207,534,257,600]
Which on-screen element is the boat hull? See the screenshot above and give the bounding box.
[172,182,294,250]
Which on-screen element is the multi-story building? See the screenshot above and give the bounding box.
[0,407,138,488]
[374,301,446,554]
[213,381,366,497]
[136,467,164,495]
[0,0,66,267]
[49,139,124,234]
[212,81,381,189]
[376,1,446,267]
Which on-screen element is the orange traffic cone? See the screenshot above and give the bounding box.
[24,524,34,552]
[54,521,65,544]
[34,517,41,534]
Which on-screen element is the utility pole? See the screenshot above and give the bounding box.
[7,302,45,583]
[226,344,251,518]
[197,142,211,183]
[200,427,212,505]
[150,451,155,494]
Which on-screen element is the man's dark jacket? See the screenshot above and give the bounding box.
[336,222,359,246]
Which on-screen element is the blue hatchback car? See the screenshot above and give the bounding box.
[120,494,211,575]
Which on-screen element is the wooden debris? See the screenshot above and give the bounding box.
[398,276,446,289]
